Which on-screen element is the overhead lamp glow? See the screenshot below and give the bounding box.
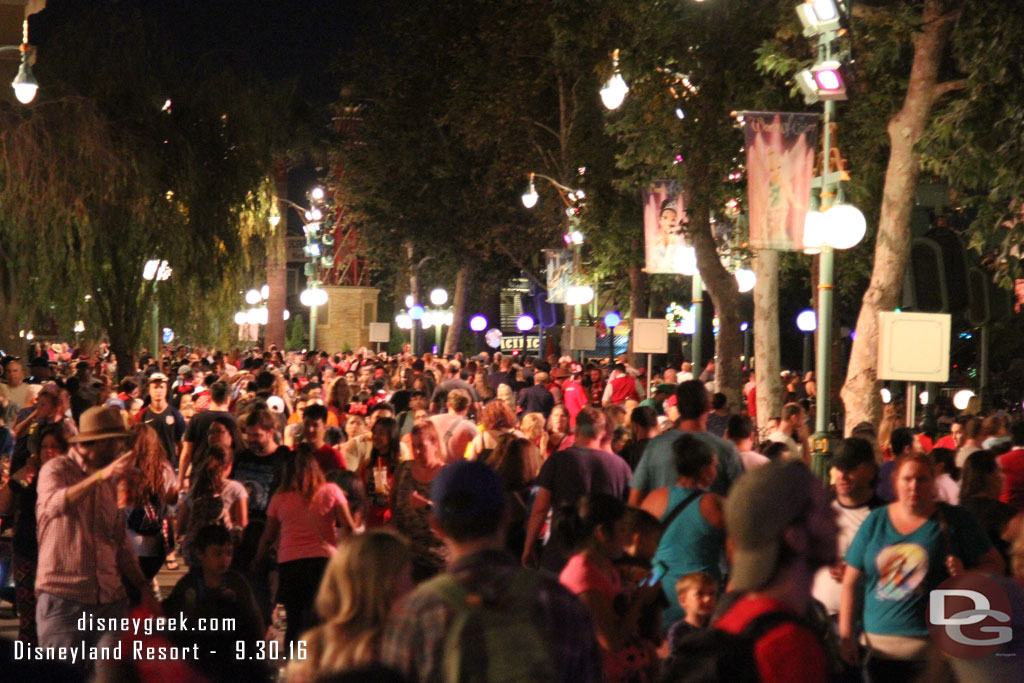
[521,175,538,209]
[73,320,85,333]
[516,314,536,332]
[245,289,261,305]
[421,311,434,329]
[260,284,269,300]
[283,309,290,321]
[735,268,756,293]
[796,309,817,332]
[823,204,866,250]
[396,313,412,329]
[409,305,424,320]
[803,210,826,254]
[919,390,930,406]
[310,187,325,201]
[234,311,247,325]
[469,314,488,332]
[601,72,629,110]
[740,322,749,332]
[246,308,261,325]
[143,259,172,281]
[881,387,892,404]
[603,311,622,329]
[256,308,268,326]
[569,230,584,245]
[795,0,841,36]
[300,288,328,307]
[268,213,280,227]
[310,208,323,221]
[430,288,448,306]
[405,294,415,308]
[25,330,33,341]
[678,246,698,277]
[11,54,37,104]
[810,60,847,101]
[566,285,595,306]
[953,389,975,411]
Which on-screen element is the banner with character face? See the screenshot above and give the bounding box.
[544,249,573,304]
[742,111,818,251]
[643,180,691,274]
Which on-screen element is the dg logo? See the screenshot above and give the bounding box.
[927,573,1013,659]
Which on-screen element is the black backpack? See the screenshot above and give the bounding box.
[660,611,808,683]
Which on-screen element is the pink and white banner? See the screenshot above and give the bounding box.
[742,112,818,251]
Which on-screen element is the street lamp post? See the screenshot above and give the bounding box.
[143,260,171,358]
[603,311,622,366]
[469,314,487,353]
[516,314,535,357]
[797,309,817,375]
[279,187,336,350]
[795,0,867,479]
[3,23,38,104]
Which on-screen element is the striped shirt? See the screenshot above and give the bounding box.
[35,450,138,604]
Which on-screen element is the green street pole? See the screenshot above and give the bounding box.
[692,272,703,368]
[435,321,442,354]
[980,322,990,410]
[811,96,837,482]
[152,282,160,360]
[309,281,318,350]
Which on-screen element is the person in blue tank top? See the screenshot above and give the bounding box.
[639,433,725,630]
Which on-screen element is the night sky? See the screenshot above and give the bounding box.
[29,0,365,105]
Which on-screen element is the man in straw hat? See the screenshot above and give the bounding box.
[35,406,159,651]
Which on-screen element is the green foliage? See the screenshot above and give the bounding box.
[287,313,308,351]
[0,5,291,367]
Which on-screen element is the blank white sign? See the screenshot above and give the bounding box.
[877,311,950,382]
[368,322,391,343]
[632,318,669,353]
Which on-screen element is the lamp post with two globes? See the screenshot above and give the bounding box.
[142,260,171,357]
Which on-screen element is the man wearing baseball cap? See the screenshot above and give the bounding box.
[713,461,838,683]
[35,406,158,654]
[382,460,602,683]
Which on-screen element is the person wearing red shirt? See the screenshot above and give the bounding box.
[561,368,588,428]
[712,462,837,683]
[302,403,344,474]
[999,420,1024,511]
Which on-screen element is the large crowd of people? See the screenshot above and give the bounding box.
[0,342,1022,682]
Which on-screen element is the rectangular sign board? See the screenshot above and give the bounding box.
[632,318,669,354]
[877,311,950,383]
[567,326,597,351]
[368,322,391,343]
[500,336,539,351]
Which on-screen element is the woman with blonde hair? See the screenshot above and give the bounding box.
[519,412,548,455]
[393,423,447,581]
[286,531,412,682]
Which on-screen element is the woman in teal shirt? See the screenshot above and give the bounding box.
[640,433,725,630]
[840,452,1003,680]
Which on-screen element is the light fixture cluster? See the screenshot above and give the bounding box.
[600,49,629,110]
[793,1,848,104]
[303,186,335,272]
[802,203,866,253]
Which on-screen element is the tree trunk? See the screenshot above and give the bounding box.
[264,171,288,349]
[753,249,782,430]
[840,0,960,432]
[626,262,648,368]
[444,264,469,355]
[687,189,743,409]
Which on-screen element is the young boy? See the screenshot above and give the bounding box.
[666,571,719,649]
[164,525,265,635]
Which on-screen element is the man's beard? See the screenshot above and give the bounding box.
[90,439,123,468]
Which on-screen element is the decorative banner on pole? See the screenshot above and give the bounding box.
[740,111,818,251]
[643,180,690,274]
[544,249,573,304]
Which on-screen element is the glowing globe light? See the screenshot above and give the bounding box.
[409,305,424,321]
[396,313,412,329]
[678,246,698,276]
[234,311,247,325]
[283,309,290,321]
[469,315,488,332]
[566,285,595,306]
[430,288,448,306]
[740,322,749,332]
[735,268,756,293]
[245,289,262,305]
[919,391,930,406]
[603,311,622,329]
[823,204,866,250]
[405,294,415,308]
[881,388,892,404]
[516,314,535,332]
[310,187,325,201]
[953,389,975,411]
[796,309,817,332]
[803,210,826,255]
[600,72,629,110]
[299,288,329,307]
[245,308,261,325]
[256,308,268,326]
[260,284,269,300]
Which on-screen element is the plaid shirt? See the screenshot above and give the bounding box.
[35,450,138,604]
[381,549,603,683]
